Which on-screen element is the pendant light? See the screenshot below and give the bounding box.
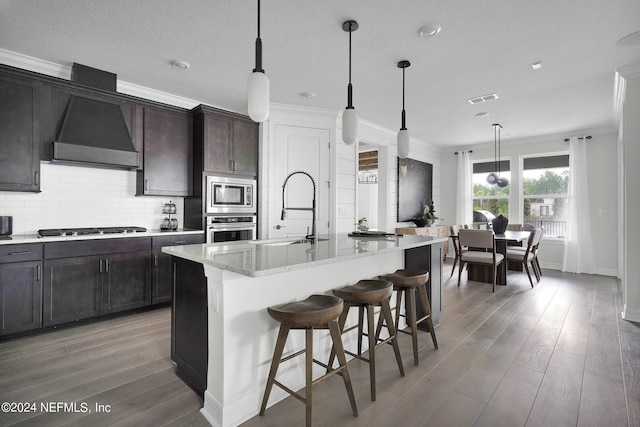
[247,0,269,122]
[486,124,500,184]
[487,123,510,187]
[397,60,411,159]
[495,123,509,187]
[342,20,358,145]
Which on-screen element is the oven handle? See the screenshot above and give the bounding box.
[208,224,256,232]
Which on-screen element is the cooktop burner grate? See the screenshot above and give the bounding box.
[37,226,147,237]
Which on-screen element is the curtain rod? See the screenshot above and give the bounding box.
[454,150,473,154]
[563,135,592,142]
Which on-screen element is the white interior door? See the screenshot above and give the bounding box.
[271,125,330,238]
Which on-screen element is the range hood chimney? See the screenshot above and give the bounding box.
[52,63,139,169]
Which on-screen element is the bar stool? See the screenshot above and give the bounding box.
[328,279,404,401]
[259,294,358,427]
[378,269,438,366]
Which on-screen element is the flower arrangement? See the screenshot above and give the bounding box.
[422,200,439,220]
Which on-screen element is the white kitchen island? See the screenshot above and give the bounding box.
[162,233,446,427]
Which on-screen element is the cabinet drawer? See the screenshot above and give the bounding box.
[44,237,151,259]
[0,243,43,263]
[152,233,204,250]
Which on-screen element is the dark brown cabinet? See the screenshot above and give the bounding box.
[192,105,258,183]
[151,234,205,305]
[43,238,151,326]
[0,244,42,336]
[171,256,208,396]
[137,107,192,196]
[0,72,42,192]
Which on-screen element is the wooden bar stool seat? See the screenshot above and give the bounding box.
[329,279,404,401]
[260,294,358,426]
[378,269,438,366]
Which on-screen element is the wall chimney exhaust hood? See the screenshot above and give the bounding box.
[52,64,139,169]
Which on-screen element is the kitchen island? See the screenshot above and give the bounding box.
[162,233,445,427]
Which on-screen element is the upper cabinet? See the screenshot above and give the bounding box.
[136,106,193,196]
[192,105,258,182]
[0,72,42,192]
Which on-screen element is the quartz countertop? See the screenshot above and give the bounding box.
[0,228,204,245]
[162,233,447,277]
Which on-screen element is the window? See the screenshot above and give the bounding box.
[472,160,510,220]
[522,154,569,238]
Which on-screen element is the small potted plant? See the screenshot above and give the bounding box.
[356,217,369,232]
[412,200,439,227]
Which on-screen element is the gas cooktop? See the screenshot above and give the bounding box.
[37,226,147,237]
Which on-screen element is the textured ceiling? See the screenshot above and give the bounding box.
[1,0,640,148]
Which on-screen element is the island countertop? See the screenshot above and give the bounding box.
[161,233,447,277]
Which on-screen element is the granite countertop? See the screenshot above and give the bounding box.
[162,233,447,277]
[0,228,204,245]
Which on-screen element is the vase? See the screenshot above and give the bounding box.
[491,214,509,234]
[411,218,432,227]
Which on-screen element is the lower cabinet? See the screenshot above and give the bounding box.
[171,256,208,396]
[43,238,152,327]
[102,251,151,314]
[0,243,42,335]
[151,234,205,305]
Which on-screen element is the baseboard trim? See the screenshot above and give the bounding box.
[622,306,640,323]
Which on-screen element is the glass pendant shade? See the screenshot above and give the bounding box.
[397,129,410,158]
[487,172,498,184]
[342,108,358,145]
[247,71,269,122]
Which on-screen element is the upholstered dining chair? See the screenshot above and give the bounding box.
[506,224,523,231]
[457,229,504,292]
[508,227,544,281]
[506,227,543,286]
[448,225,468,277]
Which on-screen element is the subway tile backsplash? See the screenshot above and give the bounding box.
[0,163,183,234]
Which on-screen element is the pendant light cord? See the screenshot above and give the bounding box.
[401,66,406,130]
[497,125,501,175]
[254,0,263,73]
[347,22,353,109]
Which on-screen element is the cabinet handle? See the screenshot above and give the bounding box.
[145,179,149,191]
[36,265,41,281]
[98,259,103,273]
[153,254,158,267]
[173,240,187,244]
[8,250,32,256]
[105,259,109,272]
[229,160,234,170]
[35,170,39,186]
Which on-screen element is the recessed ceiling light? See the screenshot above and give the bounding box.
[300,92,316,99]
[531,61,543,70]
[617,30,640,47]
[171,60,191,70]
[468,93,499,104]
[418,24,441,37]
[476,112,490,118]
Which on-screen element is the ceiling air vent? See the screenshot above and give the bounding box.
[468,93,499,104]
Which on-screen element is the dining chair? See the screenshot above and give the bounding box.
[506,227,542,287]
[457,229,504,292]
[509,226,544,280]
[448,225,468,277]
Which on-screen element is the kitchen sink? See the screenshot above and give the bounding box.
[250,238,328,246]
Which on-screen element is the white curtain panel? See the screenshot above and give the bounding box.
[456,150,473,225]
[562,136,596,273]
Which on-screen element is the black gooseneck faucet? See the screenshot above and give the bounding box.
[281,170,317,243]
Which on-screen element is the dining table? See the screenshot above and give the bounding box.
[466,230,531,286]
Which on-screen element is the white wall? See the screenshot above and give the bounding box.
[259,106,442,237]
[0,163,183,234]
[621,70,640,322]
[441,131,619,276]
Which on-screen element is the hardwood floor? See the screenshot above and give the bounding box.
[1,262,638,426]
[242,263,640,427]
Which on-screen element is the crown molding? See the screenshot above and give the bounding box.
[0,48,202,109]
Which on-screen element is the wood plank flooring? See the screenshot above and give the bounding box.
[1,261,638,427]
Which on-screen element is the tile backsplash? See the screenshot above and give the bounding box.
[0,163,184,234]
